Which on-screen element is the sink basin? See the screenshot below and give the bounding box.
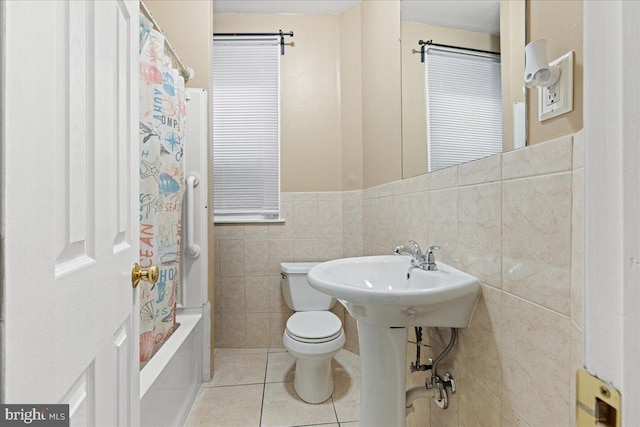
[307,255,481,327]
[308,255,481,426]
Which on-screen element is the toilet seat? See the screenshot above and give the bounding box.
[285,311,342,343]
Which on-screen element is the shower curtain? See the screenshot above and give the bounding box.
[138,19,187,368]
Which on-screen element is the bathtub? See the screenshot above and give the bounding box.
[140,309,207,427]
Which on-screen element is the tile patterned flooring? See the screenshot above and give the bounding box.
[185,348,361,427]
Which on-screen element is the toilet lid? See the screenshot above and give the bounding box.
[286,311,343,343]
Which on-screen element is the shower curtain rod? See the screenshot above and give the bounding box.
[213,31,294,55]
[417,39,500,63]
[140,1,194,81]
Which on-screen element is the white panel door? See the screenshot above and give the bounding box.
[2,1,140,425]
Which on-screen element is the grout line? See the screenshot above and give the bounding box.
[259,352,269,426]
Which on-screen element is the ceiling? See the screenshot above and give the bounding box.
[212,0,500,36]
[401,1,500,35]
[213,1,361,15]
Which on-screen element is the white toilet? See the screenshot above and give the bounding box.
[280,262,345,404]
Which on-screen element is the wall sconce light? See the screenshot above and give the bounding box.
[524,39,560,88]
[524,39,574,121]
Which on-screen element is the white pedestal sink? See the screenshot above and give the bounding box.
[307,255,481,427]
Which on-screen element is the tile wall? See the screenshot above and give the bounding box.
[363,133,584,427]
[213,191,361,351]
[214,132,584,426]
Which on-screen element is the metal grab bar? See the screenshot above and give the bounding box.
[185,173,201,259]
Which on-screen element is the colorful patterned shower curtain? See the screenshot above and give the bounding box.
[138,20,186,368]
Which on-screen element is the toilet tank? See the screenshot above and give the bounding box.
[280,262,336,311]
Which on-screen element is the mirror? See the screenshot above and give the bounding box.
[400,0,526,178]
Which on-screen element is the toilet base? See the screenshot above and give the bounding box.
[293,357,334,404]
[283,329,345,404]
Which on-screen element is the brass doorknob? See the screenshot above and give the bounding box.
[132,263,159,288]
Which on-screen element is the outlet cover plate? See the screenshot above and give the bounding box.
[538,51,574,121]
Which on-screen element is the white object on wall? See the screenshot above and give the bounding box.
[181,88,209,310]
[513,101,526,149]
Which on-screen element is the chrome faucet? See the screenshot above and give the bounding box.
[393,241,440,271]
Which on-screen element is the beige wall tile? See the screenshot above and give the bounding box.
[570,322,583,427]
[319,238,345,261]
[245,276,270,313]
[502,135,573,180]
[319,200,344,237]
[317,191,343,201]
[213,275,221,313]
[243,223,269,239]
[245,313,271,348]
[573,129,584,170]
[214,313,222,348]
[268,201,294,239]
[458,154,502,187]
[269,275,291,313]
[269,312,291,348]
[501,293,573,427]
[219,239,245,277]
[430,165,459,190]
[501,404,531,427]
[293,201,319,238]
[502,173,572,314]
[343,239,364,258]
[457,183,502,288]
[214,239,220,278]
[572,169,584,327]
[268,239,294,275]
[457,369,501,427]
[343,190,363,201]
[428,189,458,265]
[220,277,245,314]
[215,224,244,240]
[292,239,319,262]
[220,313,246,348]
[343,313,360,355]
[244,239,269,276]
[458,284,502,397]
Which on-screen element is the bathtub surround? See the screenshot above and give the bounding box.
[215,131,583,426]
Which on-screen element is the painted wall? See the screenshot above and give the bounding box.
[340,5,364,191]
[145,0,212,91]
[527,0,583,145]
[361,0,403,189]
[401,22,501,179]
[213,13,343,192]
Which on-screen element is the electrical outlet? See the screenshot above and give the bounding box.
[544,84,560,106]
[538,51,574,121]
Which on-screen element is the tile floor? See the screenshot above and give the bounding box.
[185,348,362,427]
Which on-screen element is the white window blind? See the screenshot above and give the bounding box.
[212,36,281,222]
[425,48,502,172]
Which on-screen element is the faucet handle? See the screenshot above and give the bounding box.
[408,240,423,257]
[425,246,440,270]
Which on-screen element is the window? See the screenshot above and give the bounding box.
[212,36,281,222]
[425,48,502,172]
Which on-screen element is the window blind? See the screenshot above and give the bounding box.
[425,48,502,172]
[212,37,281,221]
